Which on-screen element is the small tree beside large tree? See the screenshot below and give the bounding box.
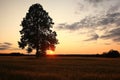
[18,3,58,57]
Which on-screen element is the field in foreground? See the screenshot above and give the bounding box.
[0,56,120,80]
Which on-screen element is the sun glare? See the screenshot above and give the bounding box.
[47,50,55,55]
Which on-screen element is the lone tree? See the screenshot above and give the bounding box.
[18,3,58,57]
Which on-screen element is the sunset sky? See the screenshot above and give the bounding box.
[0,0,120,54]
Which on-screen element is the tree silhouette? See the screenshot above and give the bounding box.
[107,49,120,57]
[102,49,120,58]
[18,3,58,57]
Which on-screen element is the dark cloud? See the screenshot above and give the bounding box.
[85,0,104,3]
[80,12,120,27]
[57,0,120,43]
[4,42,12,45]
[107,3,120,13]
[80,0,105,10]
[100,28,120,42]
[58,22,81,30]
[84,33,99,41]
[57,15,99,30]
[85,0,104,6]
[0,42,12,50]
[57,12,120,42]
[58,12,119,30]
[99,12,120,26]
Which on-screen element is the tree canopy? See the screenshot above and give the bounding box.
[18,3,58,57]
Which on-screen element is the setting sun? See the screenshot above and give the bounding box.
[46,50,55,55]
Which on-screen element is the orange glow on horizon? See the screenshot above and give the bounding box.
[46,50,55,55]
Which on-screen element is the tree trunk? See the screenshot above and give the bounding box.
[36,24,40,58]
[36,48,40,58]
[41,50,46,56]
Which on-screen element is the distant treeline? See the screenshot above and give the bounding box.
[57,49,120,58]
[0,49,119,58]
[0,52,32,56]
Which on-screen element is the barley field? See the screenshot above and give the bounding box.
[0,56,120,80]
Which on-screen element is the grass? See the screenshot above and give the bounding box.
[0,56,120,80]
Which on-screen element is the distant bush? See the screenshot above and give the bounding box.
[0,52,24,56]
[10,52,24,56]
[102,49,120,58]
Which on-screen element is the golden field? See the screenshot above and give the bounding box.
[0,56,120,80]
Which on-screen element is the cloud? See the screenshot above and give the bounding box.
[100,28,120,42]
[99,12,120,26]
[4,42,12,45]
[113,37,120,42]
[85,0,104,6]
[85,0,104,3]
[58,22,82,30]
[56,0,120,43]
[57,12,120,42]
[58,12,120,31]
[57,15,101,31]
[0,42,12,50]
[84,33,99,41]
[107,1,120,13]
